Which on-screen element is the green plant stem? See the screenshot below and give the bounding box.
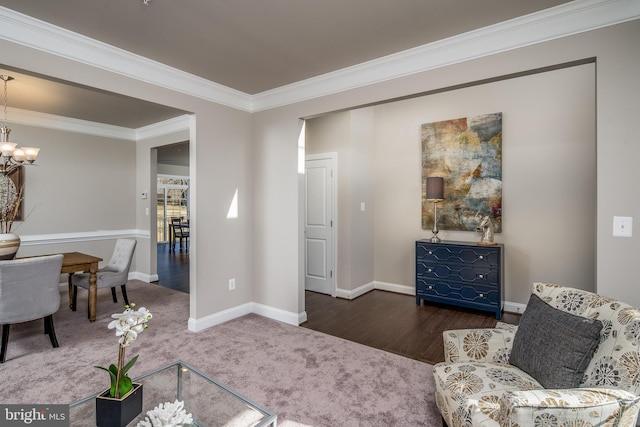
[115,344,126,399]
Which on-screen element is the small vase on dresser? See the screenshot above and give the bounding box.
[0,233,20,260]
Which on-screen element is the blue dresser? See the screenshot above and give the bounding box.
[415,240,504,319]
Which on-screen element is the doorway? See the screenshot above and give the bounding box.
[304,153,337,296]
[156,176,189,244]
[155,142,190,293]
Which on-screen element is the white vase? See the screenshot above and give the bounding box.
[0,233,20,260]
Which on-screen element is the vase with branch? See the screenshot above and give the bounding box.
[0,179,23,259]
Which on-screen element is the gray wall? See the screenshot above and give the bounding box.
[254,20,640,316]
[306,63,596,306]
[14,120,190,283]
[12,123,139,272]
[305,109,376,296]
[2,18,638,326]
[14,124,136,235]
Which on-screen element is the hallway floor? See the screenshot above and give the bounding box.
[155,243,189,293]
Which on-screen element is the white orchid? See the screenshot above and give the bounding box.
[96,303,153,398]
[135,400,193,427]
[108,304,153,346]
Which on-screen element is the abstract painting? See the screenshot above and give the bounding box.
[421,112,502,232]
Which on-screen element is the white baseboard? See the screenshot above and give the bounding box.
[252,302,306,326]
[336,281,527,314]
[374,281,415,295]
[336,282,375,299]
[130,271,157,283]
[188,302,253,332]
[188,301,305,332]
[504,301,527,314]
[336,281,413,299]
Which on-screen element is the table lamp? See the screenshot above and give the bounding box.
[426,177,444,242]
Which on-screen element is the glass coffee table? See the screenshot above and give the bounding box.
[70,361,276,426]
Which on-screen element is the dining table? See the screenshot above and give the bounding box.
[60,252,103,322]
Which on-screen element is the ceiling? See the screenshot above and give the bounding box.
[0,0,573,128]
[0,65,188,128]
[156,141,189,168]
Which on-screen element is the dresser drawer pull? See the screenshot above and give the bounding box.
[428,285,433,290]
[427,268,432,273]
[479,293,484,298]
[428,251,433,255]
[478,274,484,279]
[479,255,484,260]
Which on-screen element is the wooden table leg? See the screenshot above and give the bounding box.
[88,263,98,322]
[68,273,73,309]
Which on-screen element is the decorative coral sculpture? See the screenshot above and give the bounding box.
[135,400,193,427]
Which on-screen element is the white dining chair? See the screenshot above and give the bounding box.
[71,239,136,317]
[0,254,64,363]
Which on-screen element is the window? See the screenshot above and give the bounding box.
[157,175,189,243]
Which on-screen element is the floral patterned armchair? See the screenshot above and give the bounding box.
[433,283,640,426]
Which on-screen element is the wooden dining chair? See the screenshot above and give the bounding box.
[171,219,189,252]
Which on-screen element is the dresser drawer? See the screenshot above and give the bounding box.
[416,242,499,267]
[416,278,499,305]
[416,261,499,285]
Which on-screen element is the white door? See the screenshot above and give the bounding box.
[305,155,335,295]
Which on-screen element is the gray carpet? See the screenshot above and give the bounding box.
[0,281,441,426]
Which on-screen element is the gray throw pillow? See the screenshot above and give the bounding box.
[509,293,603,389]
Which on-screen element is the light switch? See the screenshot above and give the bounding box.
[360,202,366,212]
[613,216,632,237]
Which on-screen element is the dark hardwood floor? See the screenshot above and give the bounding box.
[301,290,520,365]
[155,243,189,293]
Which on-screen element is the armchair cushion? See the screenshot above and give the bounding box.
[499,387,640,426]
[509,293,603,389]
[433,361,541,425]
[443,327,516,364]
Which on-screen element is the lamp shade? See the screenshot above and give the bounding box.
[426,176,444,201]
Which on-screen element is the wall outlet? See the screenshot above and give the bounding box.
[228,278,236,290]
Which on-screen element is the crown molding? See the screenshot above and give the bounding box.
[135,114,191,140]
[0,6,252,112]
[251,0,640,111]
[8,107,189,140]
[0,0,639,114]
[9,107,136,140]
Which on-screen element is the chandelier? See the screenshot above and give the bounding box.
[0,75,40,176]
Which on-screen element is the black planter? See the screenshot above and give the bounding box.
[95,383,143,427]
